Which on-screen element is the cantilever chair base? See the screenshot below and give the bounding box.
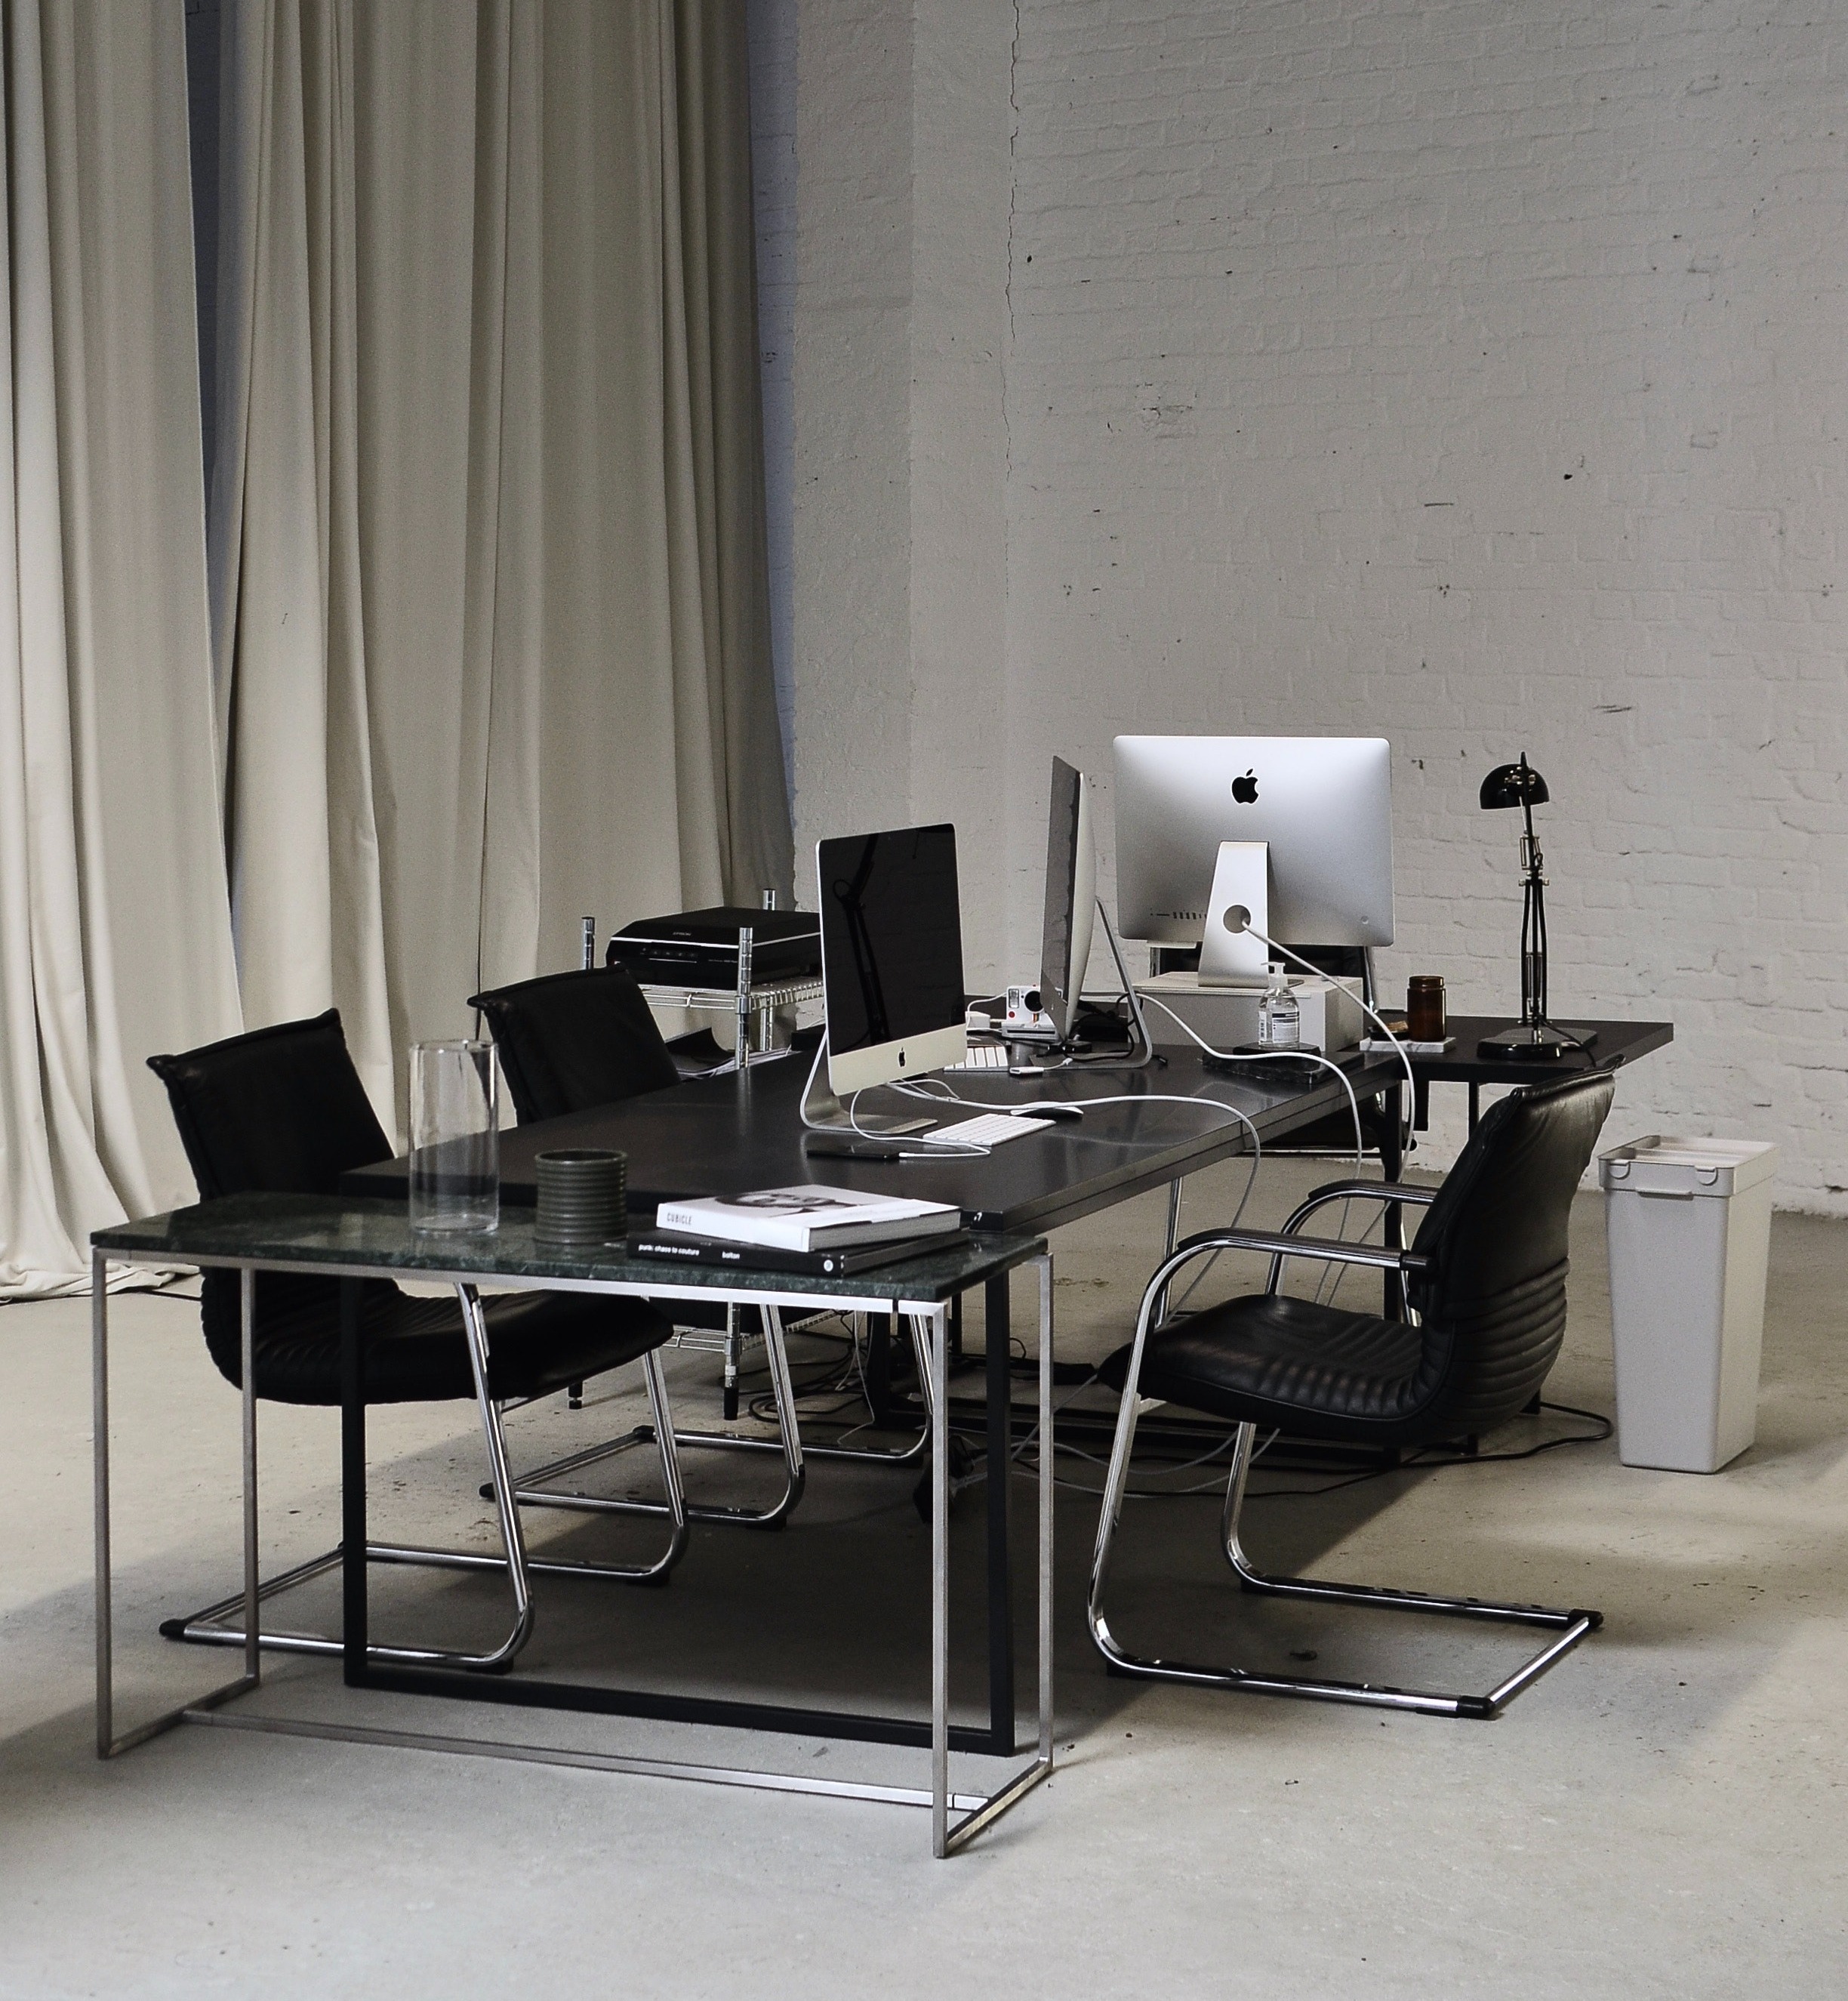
[1089,1149,1609,1720]
[501,1307,941,1527]
[1092,1417,1600,1719]
[156,1280,688,1674]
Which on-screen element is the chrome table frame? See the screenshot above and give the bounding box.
[1089,1185,1601,1718]
[94,1234,1054,1858]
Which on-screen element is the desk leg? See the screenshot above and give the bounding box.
[341,1278,368,1685]
[93,1253,114,1756]
[984,1273,1014,1755]
[1381,1084,1406,1321]
[1468,1082,1480,1133]
[1150,1178,1184,1328]
[240,1270,260,1686]
[932,1301,950,1857]
[866,1312,894,1426]
[937,1259,1058,1859]
[1036,1256,1055,1770]
[94,1254,258,1757]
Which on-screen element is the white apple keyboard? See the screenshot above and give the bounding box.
[943,1044,1011,1072]
[926,1111,1052,1149]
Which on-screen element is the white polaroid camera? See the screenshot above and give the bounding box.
[1003,984,1061,1042]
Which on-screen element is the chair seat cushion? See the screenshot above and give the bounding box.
[203,1272,671,1407]
[1099,1293,1430,1442]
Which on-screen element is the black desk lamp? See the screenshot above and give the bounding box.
[1476,754,1594,1061]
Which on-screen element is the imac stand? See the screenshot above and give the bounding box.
[1197,840,1271,987]
[798,1032,933,1137]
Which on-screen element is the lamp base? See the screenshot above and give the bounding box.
[1476,1022,1595,1062]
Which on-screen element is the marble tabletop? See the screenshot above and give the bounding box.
[94,1192,1046,1308]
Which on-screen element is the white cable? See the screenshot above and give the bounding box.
[1238,924,1418,1131]
[1136,991,1366,1173]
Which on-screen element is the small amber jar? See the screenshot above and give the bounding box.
[1406,976,1446,1041]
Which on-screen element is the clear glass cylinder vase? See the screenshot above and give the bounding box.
[408,1041,499,1235]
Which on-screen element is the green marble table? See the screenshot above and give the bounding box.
[91,1192,1054,1858]
[94,1189,1046,1310]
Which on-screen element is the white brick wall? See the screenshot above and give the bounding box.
[778,0,1848,1207]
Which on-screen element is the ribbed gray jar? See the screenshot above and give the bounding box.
[534,1148,627,1248]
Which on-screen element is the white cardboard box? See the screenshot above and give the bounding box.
[1132,970,1365,1055]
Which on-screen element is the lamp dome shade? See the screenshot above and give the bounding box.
[1479,760,1550,811]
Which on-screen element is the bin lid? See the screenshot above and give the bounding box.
[1598,1134,1778,1198]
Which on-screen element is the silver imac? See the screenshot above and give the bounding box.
[1039,757,1097,1041]
[1112,735,1394,949]
[816,822,969,1096]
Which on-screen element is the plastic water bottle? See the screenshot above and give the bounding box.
[1258,966,1301,1050]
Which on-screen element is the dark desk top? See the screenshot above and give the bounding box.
[1412,1016,1673,1087]
[94,1192,1046,1309]
[343,1044,1403,1236]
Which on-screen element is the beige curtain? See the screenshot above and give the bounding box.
[0,1,244,1300]
[212,0,792,1133]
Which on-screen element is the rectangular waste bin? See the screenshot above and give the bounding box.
[1598,1136,1778,1473]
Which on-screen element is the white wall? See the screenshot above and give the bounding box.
[778,0,1848,1207]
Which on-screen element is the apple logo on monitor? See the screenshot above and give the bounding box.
[1231,769,1258,804]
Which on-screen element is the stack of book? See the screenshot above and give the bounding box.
[630,1184,967,1278]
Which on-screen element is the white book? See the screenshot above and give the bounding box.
[653,1184,962,1253]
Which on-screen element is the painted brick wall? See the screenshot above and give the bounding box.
[781,0,1848,1206]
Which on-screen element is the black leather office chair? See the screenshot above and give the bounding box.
[147,1010,689,1673]
[467,968,811,1530]
[1089,1068,1614,1718]
[468,965,682,1121]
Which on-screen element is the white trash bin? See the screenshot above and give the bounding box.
[1598,1136,1778,1472]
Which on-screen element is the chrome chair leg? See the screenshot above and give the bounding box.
[1089,1411,1600,1719]
[510,1305,806,1530]
[160,1287,689,1663]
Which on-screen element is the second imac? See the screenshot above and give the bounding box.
[1113,734,1394,984]
[1027,754,1157,1065]
[1036,756,1096,1043]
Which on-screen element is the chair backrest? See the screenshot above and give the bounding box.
[468,966,679,1124]
[147,1010,392,1198]
[147,1010,393,1389]
[1403,1068,1615,1436]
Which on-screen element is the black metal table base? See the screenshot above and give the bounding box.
[351,1662,1010,1756]
[342,1276,1026,1760]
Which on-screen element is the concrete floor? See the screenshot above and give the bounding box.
[2,1155,1843,1998]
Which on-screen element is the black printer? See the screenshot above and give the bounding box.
[606,905,822,988]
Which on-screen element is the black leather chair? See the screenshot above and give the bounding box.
[1089,1068,1614,1718]
[147,1010,689,1674]
[468,965,682,1121]
[467,968,811,1529]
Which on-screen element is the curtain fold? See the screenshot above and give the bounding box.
[214,0,793,1131]
[0,0,242,1300]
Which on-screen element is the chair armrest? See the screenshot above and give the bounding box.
[1281,1179,1437,1239]
[1300,1177,1437,1211]
[1165,1226,1432,1277]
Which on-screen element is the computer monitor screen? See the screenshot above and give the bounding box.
[1039,757,1097,1040]
[816,823,969,1093]
[1113,735,1394,948]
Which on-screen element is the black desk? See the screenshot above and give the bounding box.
[346,1042,1402,1755]
[1410,1016,1674,1134]
[346,1043,1401,1231]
